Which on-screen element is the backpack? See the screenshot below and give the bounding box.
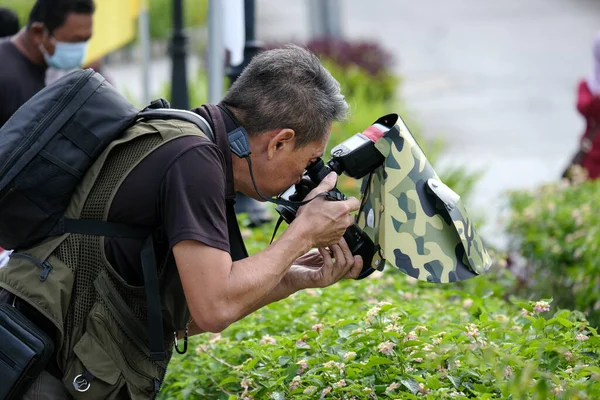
[0,68,213,251]
[0,69,218,388]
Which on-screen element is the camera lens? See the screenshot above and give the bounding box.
[306,159,330,183]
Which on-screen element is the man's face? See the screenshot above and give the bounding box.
[42,12,93,54]
[249,129,330,199]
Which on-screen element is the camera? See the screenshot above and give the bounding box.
[275,115,398,279]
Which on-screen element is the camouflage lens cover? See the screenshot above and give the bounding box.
[356,115,492,282]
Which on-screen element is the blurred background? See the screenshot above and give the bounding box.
[5,0,598,247]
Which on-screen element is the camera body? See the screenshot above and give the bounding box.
[275,118,395,279]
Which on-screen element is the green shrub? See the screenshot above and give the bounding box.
[159,265,600,399]
[148,0,208,40]
[507,178,600,327]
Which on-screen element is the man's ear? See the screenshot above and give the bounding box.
[29,22,47,46]
[267,128,295,160]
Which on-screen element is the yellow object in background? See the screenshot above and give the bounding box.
[84,0,145,65]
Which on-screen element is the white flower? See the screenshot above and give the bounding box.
[462,298,474,308]
[312,324,324,333]
[415,325,428,333]
[241,378,252,389]
[289,376,301,391]
[365,306,381,323]
[296,360,308,375]
[465,323,480,337]
[575,334,589,341]
[343,351,357,361]
[333,380,346,388]
[260,335,277,344]
[533,301,550,313]
[378,341,395,355]
[195,344,208,354]
[504,366,513,377]
[403,331,418,342]
[386,382,401,392]
[552,385,564,394]
[303,386,317,395]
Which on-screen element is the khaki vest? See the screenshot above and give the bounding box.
[0,119,210,399]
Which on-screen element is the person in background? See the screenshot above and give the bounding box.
[0,7,20,38]
[0,0,95,128]
[574,31,600,179]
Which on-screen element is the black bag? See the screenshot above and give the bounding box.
[0,68,213,250]
[0,302,55,400]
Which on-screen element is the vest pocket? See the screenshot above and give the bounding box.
[78,300,166,398]
[63,331,125,399]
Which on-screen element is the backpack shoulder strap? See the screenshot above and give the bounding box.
[137,109,215,143]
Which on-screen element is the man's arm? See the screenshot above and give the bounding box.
[174,221,311,333]
[184,242,363,337]
[174,174,360,334]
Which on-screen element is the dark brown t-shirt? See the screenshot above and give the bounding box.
[0,39,46,128]
[105,133,229,286]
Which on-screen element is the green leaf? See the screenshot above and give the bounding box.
[474,383,489,393]
[246,358,260,370]
[218,376,239,386]
[278,356,291,366]
[533,318,545,332]
[548,317,573,328]
[509,296,532,311]
[365,356,394,368]
[400,378,419,395]
[448,375,461,390]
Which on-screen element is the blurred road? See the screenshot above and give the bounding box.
[254,0,600,248]
[105,0,600,248]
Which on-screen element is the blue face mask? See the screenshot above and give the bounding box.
[41,40,89,70]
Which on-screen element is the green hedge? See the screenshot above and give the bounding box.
[147,0,208,40]
[159,263,600,399]
[507,177,600,327]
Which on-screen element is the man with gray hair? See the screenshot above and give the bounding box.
[4,44,363,397]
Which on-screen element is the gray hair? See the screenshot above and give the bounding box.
[221,44,348,148]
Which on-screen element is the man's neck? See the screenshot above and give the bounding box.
[12,30,47,68]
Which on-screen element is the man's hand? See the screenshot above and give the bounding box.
[285,237,364,290]
[294,172,360,249]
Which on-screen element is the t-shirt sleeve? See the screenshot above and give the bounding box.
[159,143,230,252]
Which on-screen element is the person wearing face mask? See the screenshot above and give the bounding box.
[0,0,95,128]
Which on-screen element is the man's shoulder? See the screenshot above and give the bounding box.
[0,40,34,85]
[132,134,226,178]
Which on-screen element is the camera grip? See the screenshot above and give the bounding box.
[343,223,378,280]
